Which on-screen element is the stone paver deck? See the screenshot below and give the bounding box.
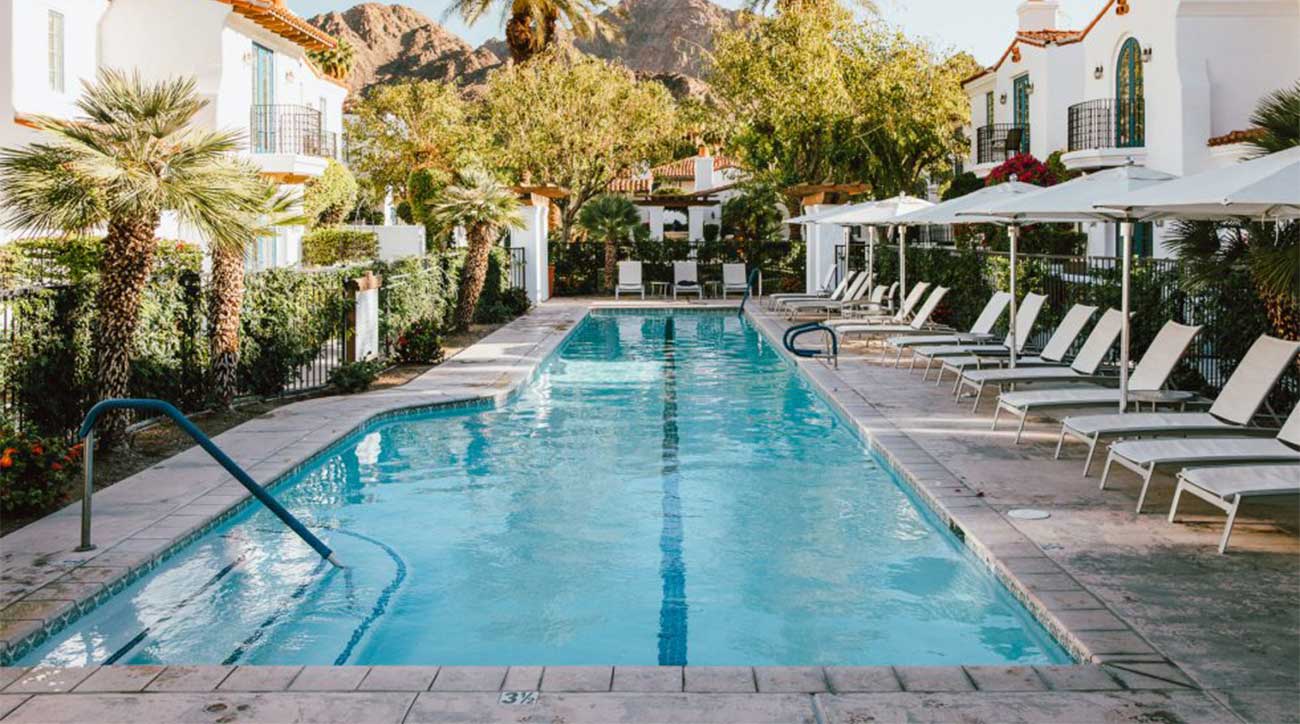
[0,298,1294,722]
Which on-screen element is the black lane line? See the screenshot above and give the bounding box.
[102,554,248,665]
[657,316,688,666]
[222,558,330,665]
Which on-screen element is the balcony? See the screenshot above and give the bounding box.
[974,123,1031,168]
[1062,98,1147,170]
[249,104,341,181]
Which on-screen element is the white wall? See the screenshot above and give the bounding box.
[345,224,426,262]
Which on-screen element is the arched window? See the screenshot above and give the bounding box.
[1115,38,1145,147]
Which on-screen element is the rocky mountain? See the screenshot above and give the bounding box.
[306,0,739,98]
[307,3,500,95]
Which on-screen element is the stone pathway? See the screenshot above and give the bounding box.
[0,299,1293,722]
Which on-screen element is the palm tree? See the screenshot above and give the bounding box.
[427,168,522,332]
[1248,81,1300,155]
[209,186,305,409]
[447,0,618,64]
[309,38,356,81]
[578,194,641,292]
[0,70,267,444]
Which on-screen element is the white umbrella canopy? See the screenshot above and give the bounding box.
[892,181,1048,225]
[1095,146,1300,220]
[958,164,1179,408]
[810,193,935,225]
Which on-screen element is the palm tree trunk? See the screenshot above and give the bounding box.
[604,237,618,292]
[506,11,536,64]
[454,224,494,332]
[94,216,159,447]
[209,245,245,409]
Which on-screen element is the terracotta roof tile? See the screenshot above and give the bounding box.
[1207,128,1266,147]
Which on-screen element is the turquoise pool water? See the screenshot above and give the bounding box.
[17,311,1068,667]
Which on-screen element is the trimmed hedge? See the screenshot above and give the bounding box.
[302,228,379,267]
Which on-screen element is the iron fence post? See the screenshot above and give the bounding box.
[76,430,95,552]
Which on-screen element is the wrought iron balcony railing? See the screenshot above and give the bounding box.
[975,123,1031,165]
[1068,97,1146,152]
[250,104,340,160]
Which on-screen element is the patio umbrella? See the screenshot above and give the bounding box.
[960,165,1176,401]
[893,181,1050,368]
[812,195,936,306]
[1095,146,1300,220]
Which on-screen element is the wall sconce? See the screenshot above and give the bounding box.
[1026,82,1035,95]
[285,70,296,83]
[1093,65,1104,79]
[241,51,253,66]
[999,93,1008,105]
[1142,47,1153,63]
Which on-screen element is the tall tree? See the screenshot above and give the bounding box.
[579,194,642,291]
[447,0,618,64]
[209,187,305,409]
[480,50,679,242]
[426,168,522,332]
[0,70,267,444]
[346,81,476,202]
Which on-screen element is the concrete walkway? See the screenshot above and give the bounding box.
[0,299,1294,722]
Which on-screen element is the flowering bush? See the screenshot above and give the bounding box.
[395,318,445,365]
[0,428,83,514]
[985,153,1058,188]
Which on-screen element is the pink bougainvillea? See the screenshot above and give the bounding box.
[985,153,1058,188]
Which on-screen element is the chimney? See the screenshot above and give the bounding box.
[1017,0,1059,31]
[693,148,714,193]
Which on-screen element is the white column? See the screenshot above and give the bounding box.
[801,205,843,293]
[510,199,550,305]
[348,272,382,362]
[647,206,666,241]
[688,207,705,240]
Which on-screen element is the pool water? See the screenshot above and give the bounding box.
[18,311,1068,667]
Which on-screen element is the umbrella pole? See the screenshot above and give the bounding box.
[867,226,875,287]
[1119,220,1133,414]
[897,225,906,311]
[1008,224,1019,369]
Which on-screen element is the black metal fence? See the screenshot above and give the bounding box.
[976,123,1031,165]
[508,246,527,291]
[1068,97,1146,152]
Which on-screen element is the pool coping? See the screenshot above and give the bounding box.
[0,300,1217,720]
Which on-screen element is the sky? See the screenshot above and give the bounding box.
[285,0,1104,67]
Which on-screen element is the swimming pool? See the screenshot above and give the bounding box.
[17,310,1068,667]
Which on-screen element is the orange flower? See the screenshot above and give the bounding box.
[51,462,63,472]
[0,456,12,469]
[31,444,44,456]
[2,447,15,457]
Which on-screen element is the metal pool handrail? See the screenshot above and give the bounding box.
[738,268,762,317]
[784,322,839,367]
[77,399,342,568]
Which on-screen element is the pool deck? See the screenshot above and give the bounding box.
[0,298,1295,723]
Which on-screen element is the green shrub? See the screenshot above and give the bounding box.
[376,256,459,352]
[702,223,720,243]
[238,268,351,397]
[395,318,445,364]
[302,229,379,267]
[328,358,386,393]
[0,427,83,515]
[303,160,359,227]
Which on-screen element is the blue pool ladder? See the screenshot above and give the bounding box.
[737,268,762,317]
[784,322,839,368]
[77,399,342,567]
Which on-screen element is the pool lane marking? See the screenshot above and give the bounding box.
[102,554,248,665]
[222,558,331,665]
[332,528,408,665]
[658,316,688,666]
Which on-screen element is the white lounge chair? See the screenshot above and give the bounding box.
[1057,335,1300,475]
[955,308,1126,412]
[615,261,644,299]
[992,321,1204,443]
[885,291,1015,367]
[829,286,950,344]
[832,281,929,324]
[722,263,749,298]
[924,296,1073,386]
[769,271,859,311]
[1170,463,1300,553]
[766,268,850,309]
[673,261,703,300]
[1101,405,1300,513]
[784,273,873,318]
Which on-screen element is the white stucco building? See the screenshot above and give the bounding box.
[962,0,1300,257]
[0,0,348,268]
[611,149,746,241]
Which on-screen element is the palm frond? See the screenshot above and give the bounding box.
[428,167,522,238]
[1248,81,1300,156]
